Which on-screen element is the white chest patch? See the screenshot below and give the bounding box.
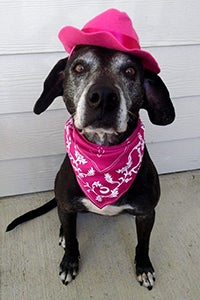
[81,198,133,216]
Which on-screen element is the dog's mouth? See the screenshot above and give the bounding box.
[79,126,119,135]
[78,126,123,146]
[74,117,130,146]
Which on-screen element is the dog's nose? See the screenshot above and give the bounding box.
[87,85,119,111]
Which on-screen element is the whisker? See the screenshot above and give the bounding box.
[127,110,137,120]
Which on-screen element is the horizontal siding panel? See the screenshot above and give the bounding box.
[1,45,200,114]
[141,95,200,143]
[148,138,200,174]
[1,0,200,55]
[0,53,66,114]
[1,138,199,197]
[149,46,200,99]
[1,97,200,161]
[0,110,69,161]
[0,154,64,197]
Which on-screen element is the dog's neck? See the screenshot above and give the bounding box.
[79,119,138,146]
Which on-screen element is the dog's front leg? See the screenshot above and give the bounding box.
[58,209,80,285]
[135,210,156,290]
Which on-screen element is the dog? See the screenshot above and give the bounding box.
[6,9,175,290]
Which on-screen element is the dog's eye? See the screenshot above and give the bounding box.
[74,64,85,74]
[125,67,136,78]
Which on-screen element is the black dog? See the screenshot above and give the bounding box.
[7,46,175,290]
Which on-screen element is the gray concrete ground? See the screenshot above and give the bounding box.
[1,170,200,300]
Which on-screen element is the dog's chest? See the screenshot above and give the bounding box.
[81,197,133,216]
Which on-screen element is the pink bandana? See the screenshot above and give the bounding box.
[64,118,145,209]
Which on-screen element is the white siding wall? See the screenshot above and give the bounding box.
[1,0,200,197]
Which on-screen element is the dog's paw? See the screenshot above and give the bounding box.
[135,259,155,290]
[136,270,155,290]
[59,254,80,285]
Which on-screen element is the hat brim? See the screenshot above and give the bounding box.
[58,26,160,74]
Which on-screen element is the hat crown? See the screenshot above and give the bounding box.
[82,9,140,45]
[58,8,160,73]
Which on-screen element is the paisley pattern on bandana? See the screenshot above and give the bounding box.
[64,118,145,208]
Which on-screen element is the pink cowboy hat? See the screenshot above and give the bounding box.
[58,8,160,73]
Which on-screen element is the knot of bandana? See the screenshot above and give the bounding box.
[64,118,145,208]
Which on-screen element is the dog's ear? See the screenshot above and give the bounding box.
[33,58,67,114]
[143,70,175,125]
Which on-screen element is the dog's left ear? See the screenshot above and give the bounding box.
[34,57,68,114]
[143,70,175,125]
